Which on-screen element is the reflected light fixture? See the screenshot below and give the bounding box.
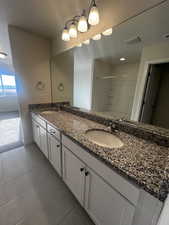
[69,23,77,38]
[102,28,113,36]
[120,57,126,61]
[88,0,100,26]
[92,33,101,40]
[83,39,90,45]
[62,28,70,41]
[0,52,7,59]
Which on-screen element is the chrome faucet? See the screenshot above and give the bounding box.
[108,121,117,132]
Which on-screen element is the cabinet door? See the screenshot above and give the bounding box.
[85,168,135,225]
[32,120,40,147]
[62,146,85,206]
[48,134,61,176]
[39,126,48,158]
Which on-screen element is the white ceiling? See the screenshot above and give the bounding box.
[75,1,169,65]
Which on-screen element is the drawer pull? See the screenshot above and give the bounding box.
[85,171,89,176]
[57,144,60,148]
[50,129,56,134]
[80,168,84,172]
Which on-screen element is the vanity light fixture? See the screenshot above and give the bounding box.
[102,28,113,36]
[78,12,88,33]
[83,39,90,45]
[69,23,78,38]
[62,27,70,41]
[92,33,101,40]
[88,0,100,26]
[61,0,99,41]
[120,57,126,61]
[0,52,7,59]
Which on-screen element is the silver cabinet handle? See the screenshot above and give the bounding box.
[49,129,56,135]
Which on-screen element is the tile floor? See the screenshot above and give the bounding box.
[0,112,23,153]
[0,144,94,225]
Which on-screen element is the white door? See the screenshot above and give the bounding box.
[32,121,40,147]
[39,126,48,158]
[48,133,61,176]
[62,146,85,206]
[140,65,161,123]
[85,168,135,225]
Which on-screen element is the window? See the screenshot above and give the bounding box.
[0,74,17,96]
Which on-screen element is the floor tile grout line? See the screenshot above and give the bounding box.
[57,206,75,225]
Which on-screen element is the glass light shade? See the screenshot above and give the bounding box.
[77,16,88,32]
[88,6,99,26]
[102,28,113,36]
[62,28,70,41]
[0,52,7,59]
[120,57,126,61]
[69,24,77,38]
[92,34,101,40]
[83,39,90,45]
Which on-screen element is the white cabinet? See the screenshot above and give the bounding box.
[62,146,85,206]
[32,120,40,147]
[85,168,135,225]
[48,133,61,176]
[39,126,48,158]
[62,145,135,225]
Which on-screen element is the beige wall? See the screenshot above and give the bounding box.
[52,0,164,55]
[92,59,113,112]
[132,40,169,121]
[51,50,73,104]
[9,26,51,144]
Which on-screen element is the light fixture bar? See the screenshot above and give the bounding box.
[61,0,100,42]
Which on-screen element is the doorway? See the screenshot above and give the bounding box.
[139,63,169,129]
[0,72,23,153]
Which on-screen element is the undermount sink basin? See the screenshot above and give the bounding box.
[85,129,124,148]
[41,111,56,115]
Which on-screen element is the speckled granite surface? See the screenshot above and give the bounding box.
[34,110,169,202]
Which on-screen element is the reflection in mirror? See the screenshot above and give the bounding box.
[51,49,74,104]
[51,1,169,131]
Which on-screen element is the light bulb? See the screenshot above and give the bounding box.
[62,28,70,41]
[120,57,126,61]
[83,39,90,45]
[88,6,99,26]
[92,34,101,40]
[102,28,113,36]
[0,52,7,59]
[69,24,77,38]
[78,16,88,32]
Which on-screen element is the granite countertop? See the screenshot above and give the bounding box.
[35,110,169,202]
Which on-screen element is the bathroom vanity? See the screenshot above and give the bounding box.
[31,107,167,225]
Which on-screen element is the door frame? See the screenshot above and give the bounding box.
[131,57,169,121]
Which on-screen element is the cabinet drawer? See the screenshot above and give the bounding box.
[62,134,140,206]
[32,113,46,129]
[47,124,60,140]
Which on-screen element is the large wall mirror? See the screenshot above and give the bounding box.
[51,1,169,130]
